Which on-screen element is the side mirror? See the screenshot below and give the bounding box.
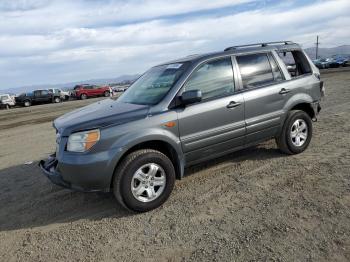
[181,90,202,105]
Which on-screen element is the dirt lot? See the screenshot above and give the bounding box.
[0,70,349,261]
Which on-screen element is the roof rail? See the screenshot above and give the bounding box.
[224,41,294,52]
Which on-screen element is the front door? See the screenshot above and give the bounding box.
[177,57,246,165]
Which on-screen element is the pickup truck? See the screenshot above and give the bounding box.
[0,94,16,109]
[15,89,61,107]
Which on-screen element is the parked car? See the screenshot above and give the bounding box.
[313,58,330,69]
[113,85,129,92]
[40,41,324,212]
[335,57,349,67]
[0,94,16,109]
[15,89,61,107]
[325,58,340,68]
[72,84,111,99]
[48,88,71,101]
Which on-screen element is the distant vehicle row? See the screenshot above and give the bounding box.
[312,57,349,69]
[0,84,119,109]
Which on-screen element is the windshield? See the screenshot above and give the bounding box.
[118,63,188,105]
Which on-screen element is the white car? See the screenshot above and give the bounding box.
[0,94,16,109]
[48,88,70,101]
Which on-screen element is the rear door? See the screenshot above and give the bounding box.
[235,52,291,143]
[177,56,246,164]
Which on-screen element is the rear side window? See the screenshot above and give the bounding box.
[183,57,235,101]
[236,53,277,89]
[278,50,311,78]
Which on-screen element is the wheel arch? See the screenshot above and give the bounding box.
[284,93,316,121]
[290,103,315,120]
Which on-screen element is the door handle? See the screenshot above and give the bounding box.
[279,88,291,94]
[226,101,241,109]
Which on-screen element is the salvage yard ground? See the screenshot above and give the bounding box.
[0,69,349,261]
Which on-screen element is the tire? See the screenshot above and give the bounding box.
[54,97,61,103]
[113,149,175,212]
[276,110,313,154]
[80,94,87,100]
[65,95,70,101]
[24,100,31,107]
[104,91,110,97]
[5,104,10,110]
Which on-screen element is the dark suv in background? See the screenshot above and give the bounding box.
[16,89,61,107]
[72,84,111,100]
[40,41,324,212]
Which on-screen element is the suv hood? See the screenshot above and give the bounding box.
[54,98,150,136]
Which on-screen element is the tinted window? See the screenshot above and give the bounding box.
[183,57,234,101]
[236,53,274,89]
[41,90,49,95]
[34,91,41,96]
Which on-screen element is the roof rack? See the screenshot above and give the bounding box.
[224,41,294,52]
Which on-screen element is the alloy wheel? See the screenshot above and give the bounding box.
[290,119,308,147]
[131,163,166,202]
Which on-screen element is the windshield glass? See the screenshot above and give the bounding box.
[118,63,188,105]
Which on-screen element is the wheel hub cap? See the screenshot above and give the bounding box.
[290,119,308,147]
[131,163,166,202]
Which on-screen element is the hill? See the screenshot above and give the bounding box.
[304,45,350,59]
[0,74,139,95]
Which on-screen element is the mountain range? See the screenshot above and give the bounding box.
[1,74,140,95]
[304,45,350,60]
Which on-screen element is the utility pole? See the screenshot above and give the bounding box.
[315,35,319,59]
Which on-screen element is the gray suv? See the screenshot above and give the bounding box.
[40,41,324,212]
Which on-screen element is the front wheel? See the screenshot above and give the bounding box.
[104,91,110,97]
[80,94,87,100]
[276,110,313,154]
[113,149,175,212]
[54,97,61,103]
[24,100,31,107]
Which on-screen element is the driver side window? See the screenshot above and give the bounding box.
[183,57,235,101]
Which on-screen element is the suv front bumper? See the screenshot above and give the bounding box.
[39,154,79,191]
[39,149,119,192]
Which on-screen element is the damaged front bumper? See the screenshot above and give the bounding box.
[39,154,73,190]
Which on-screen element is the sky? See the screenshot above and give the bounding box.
[0,0,349,90]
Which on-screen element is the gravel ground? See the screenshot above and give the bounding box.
[0,70,349,261]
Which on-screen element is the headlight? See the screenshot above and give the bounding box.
[67,129,100,152]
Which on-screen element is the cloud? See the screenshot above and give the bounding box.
[0,0,349,89]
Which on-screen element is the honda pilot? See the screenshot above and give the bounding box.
[40,41,324,212]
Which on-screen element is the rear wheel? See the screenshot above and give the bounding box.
[24,100,31,107]
[80,93,87,100]
[276,110,312,154]
[113,149,175,212]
